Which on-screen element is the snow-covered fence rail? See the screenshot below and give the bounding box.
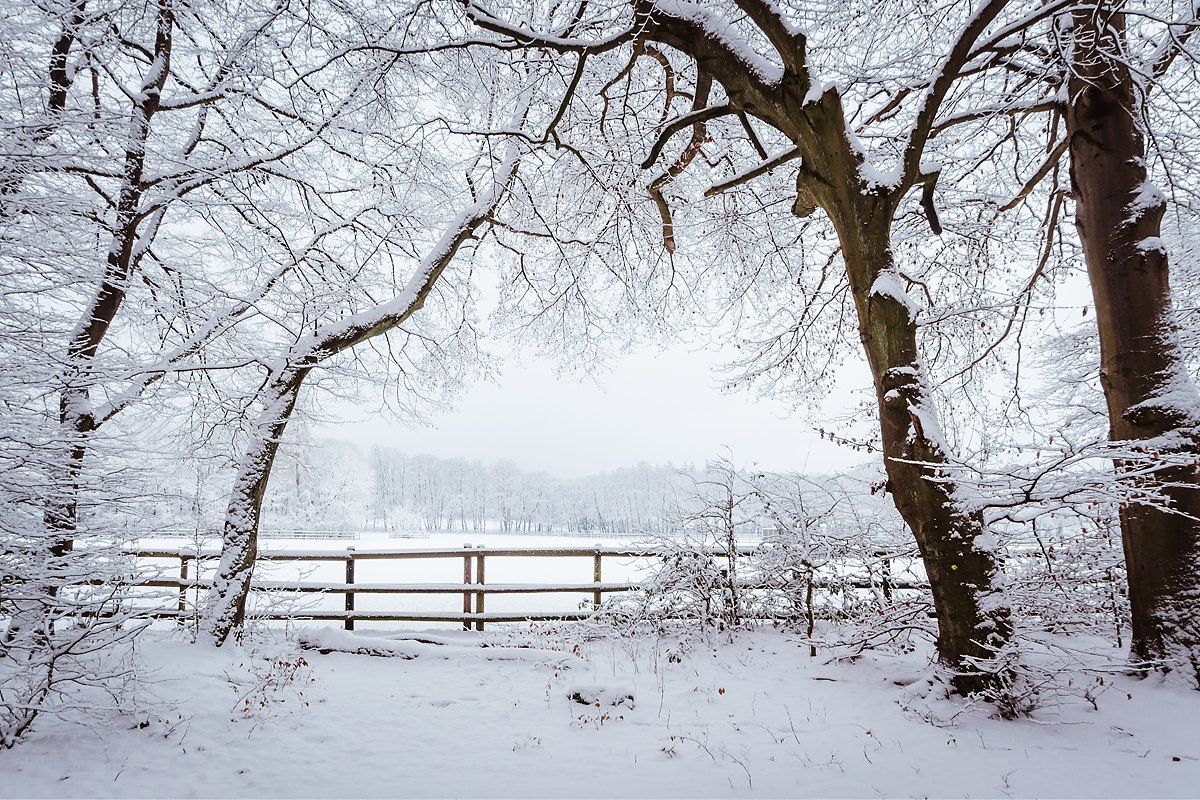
[122,545,926,630]
[149,528,370,541]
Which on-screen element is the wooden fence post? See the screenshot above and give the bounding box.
[1107,566,1123,648]
[475,546,485,632]
[178,553,189,618]
[344,547,355,631]
[805,569,816,658]
[462,544,473,631]
[593,546,602,611]
[881,555,893,605]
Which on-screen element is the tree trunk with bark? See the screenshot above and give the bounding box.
[202,368,308,644]
[3,3,173,647]
[620,2,1017,695]
[1066,8,1200,683]
[843,219,1012,695]
[200,144,521,644]
[49,1,174,550]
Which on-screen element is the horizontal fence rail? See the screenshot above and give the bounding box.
[124,545,926,631]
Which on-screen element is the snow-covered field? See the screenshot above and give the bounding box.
[3,628,1197,799]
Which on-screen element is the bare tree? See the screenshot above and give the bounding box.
[1,0,423,563]
[0,0,512,733]
[462,0,1083,694]
[202,139,522,643]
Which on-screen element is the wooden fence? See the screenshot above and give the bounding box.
[131,544,920,630]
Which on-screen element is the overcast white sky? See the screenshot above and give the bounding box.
[320,341,875,478]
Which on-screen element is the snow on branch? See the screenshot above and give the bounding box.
[285,143,520,366]
[903,0,1019,185]
[649,0,787,84]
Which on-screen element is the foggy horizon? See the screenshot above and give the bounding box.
[318,340,876,478]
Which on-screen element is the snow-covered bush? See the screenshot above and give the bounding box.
[0,426,149,747]
[586,456,1133,711]
[590,459,932,656]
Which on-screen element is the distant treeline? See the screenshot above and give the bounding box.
[258,434,693,534]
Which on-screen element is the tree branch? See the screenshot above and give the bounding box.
[732,0,806,73]
[648,70,713,253]
[704,146,800,196]
[903,0,1014,185]
[641,102,733,169]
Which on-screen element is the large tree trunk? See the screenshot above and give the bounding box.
[838,215,1013,695]
[1067,8,1200,683]
[3,5,172,649]
[628,9,1016,694]
[47,1,174,551]
[794,91,1013,695]
[202,369,308,645]
[470,0,1017,700]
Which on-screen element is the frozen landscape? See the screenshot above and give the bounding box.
[4,0,1200,797]
[18,503,1200,800]
[6,524,1200,798]
[5,629,1199,799]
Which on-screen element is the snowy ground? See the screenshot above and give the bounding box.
[3,628,1198,799]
